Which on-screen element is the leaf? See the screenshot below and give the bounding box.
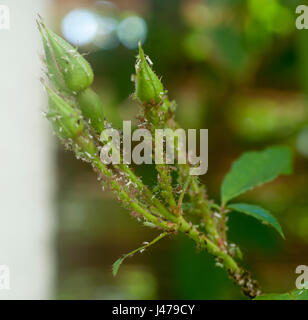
[112,256,125,277]
[255,287,308,300]
[255,293,291,300]
[112,232,167,276]
[228,203,284,239]
[221,146,293,204]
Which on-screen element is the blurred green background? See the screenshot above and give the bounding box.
[51,0,308,299]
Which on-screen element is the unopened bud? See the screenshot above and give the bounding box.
[135,43,164,104]
[38,17,94,93]
[77,88,104,133]
[45,85,83,140]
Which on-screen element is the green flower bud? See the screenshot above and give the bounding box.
[38,17,94,93]
[135,43,164,104]
[38,21,68,93]
[45,85,83,140]
[77,88,104,133]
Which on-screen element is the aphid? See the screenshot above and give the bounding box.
[214,212,221,219]
[145,55,153,66]
[215,261,224,269]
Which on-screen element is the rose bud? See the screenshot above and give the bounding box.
[38,17,94,94]
[135,43,164,104]
[45,85,83,140]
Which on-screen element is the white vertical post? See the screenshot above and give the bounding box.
[0,0,54,299]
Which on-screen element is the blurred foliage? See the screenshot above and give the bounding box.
[53,0,308,299]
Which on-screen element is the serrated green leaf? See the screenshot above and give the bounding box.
[112,232,167,276]
[255,287,308,300]
[228,203,284,239]
[221,146,293,204]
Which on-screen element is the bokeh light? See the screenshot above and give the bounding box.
[61,9,99,46]
[94,17,119,50]
[117,16,147,49]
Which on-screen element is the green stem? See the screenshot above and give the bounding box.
[190,179,220,242]
[93,157,176,230]
[156,164,178,214]
[123,232,168,259]
[177,174,192,211]
[116,164,176,222]
[178,216,239,272]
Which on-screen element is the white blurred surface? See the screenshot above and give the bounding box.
[0,0,54,299]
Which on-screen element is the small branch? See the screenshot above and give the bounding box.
[218,204,228,248]
[177,175,192,211]
[178,216,239,272]
[209,202,221,211]
[116,164,175,221]
[113,232,169,276]
[156,164,178,215]
[190,179,220,242]
[93,157,175,230]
